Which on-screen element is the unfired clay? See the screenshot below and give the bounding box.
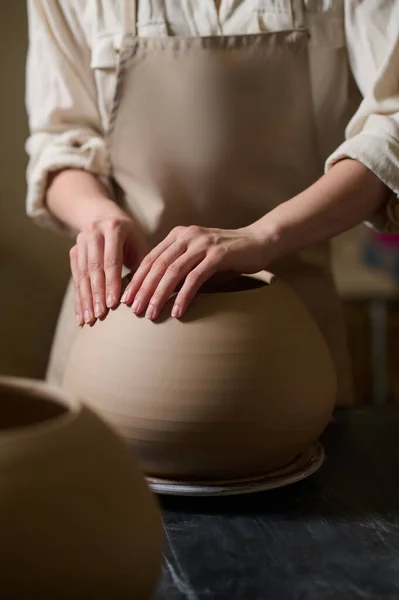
[63,272,337,480]
[0,376,163,599]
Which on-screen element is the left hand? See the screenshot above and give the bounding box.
[121,225,267,319]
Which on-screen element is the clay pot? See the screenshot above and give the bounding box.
[0,376,163,599]
[63,272,336,481]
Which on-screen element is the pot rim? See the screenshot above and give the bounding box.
[0,376,81,441]
[121,270,276,299]
[192,271,276,299]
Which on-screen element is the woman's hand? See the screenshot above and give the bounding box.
[70,217,147,325]
[121,225,267,320]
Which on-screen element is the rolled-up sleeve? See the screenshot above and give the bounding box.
[325,0,399,233]
[25,0,111,233]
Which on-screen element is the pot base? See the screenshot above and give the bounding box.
[147,442,324,496]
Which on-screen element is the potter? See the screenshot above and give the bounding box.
[26,3,399,406]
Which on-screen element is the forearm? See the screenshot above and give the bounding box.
[47,169,130,233]
[253,159,392,264]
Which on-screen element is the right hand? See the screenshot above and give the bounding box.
[70,217,147,325]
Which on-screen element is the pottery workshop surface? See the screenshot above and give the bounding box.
[155,407,399,599]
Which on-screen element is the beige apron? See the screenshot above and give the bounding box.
[47,0,353,405]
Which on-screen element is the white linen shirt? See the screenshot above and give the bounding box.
[26,0,399,233]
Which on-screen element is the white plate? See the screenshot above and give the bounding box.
[147,442,324,497]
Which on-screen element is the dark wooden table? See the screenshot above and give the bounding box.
[155,408,399,599]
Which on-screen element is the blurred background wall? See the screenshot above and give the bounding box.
[0,3,70,378]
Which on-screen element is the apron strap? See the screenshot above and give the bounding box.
[291,0,306,30]
[124,0,137,36]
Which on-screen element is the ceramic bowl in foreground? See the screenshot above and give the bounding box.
[0,376,163,599]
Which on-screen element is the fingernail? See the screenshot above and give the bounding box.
[94,303,102,318]
[132,299,141,314]
[76,314,82,325]
[106,294,114,308]
[146,305,155,320]
[84,310,91,323]
[171,305,181,318]
[121,291,128,303]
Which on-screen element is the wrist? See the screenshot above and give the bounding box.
[245,218,284,267]
[86,198,131,227]
[46,168,133,232]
